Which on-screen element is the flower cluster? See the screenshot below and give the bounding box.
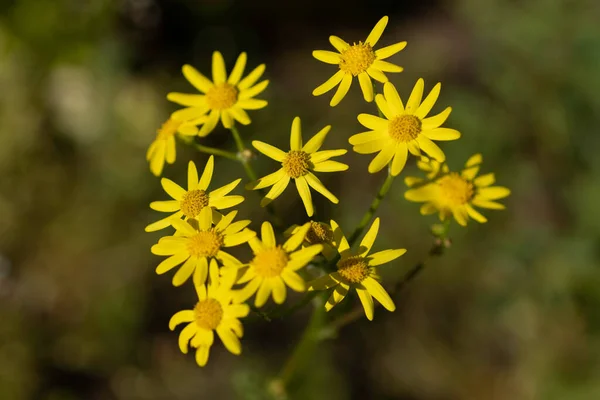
[144,16,509,368]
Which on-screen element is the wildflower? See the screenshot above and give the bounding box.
[284,220,338,260]
[169,274,249,367]
[350,80,460,176]
[167,52,268,137]
[233,222,322,307]
[308,218,406,321]
[151,207,255,286]
[147,117,206,176]
[404,154,511,226]
[145,157,244,232]
[248,116,348,217]
[312,16,406,106]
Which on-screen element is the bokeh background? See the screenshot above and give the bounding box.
[2,0,600,399]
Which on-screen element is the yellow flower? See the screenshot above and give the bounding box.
[308,218,406,321]
[145,157,244,232]
[404,153,511,226]
[404,156,449,187]
[151,207,256,286]
[248,117,348,217]
[167,52,268,137]
[350,80,461,176]
[312,16,406,106]
[169,275,249,367]
[284,220,339,260]
[146,117,206,176]
[233,222,323,307]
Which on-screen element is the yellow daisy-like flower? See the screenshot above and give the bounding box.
[169,275,249,367]
[248,117,348,217]
[404,153,511,226]
[233,222,323,307]
[308,218,406,321]
[284,220,338,261]
[167,52,268,137]
[151,206,256,286]
[146,117,206,176]
[312,16,406,106]
[350,80,461,176]
[145,157,244,232]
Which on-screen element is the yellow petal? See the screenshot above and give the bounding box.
[252,140,287,161]
[329,35,349,52]
[150,200,180,212]
[198,109,220,137]
[182,64,213,93]
[303,125,331,153]
[372,60,403,73]
[229,107,251,125]
[368,145,395,173]
[465,204,488,223]
[227,52,247,85]
[466,153,483,167]
[290,116,303,151]
[178,323,197,354]
[255,279,272,307]
[353,139,388,154]
[283,222,310,252]
[375,41,407,59]
[375,94,394,119]
[172,257,196,287]
[367,249,406,266]
[295,176,314,217]
[310,149,348,163]
[237,99,268,110]
[195,345,210,367]
[161,178,186,200]
[474,173,496,187]
[216,326,242,355]
[362,277,395,311]
[260,176,290,207]
[391,145,408,176]
[313,160,348,172]
[477,187,511,200]
[238,64,266,90]
[367,67,388,83]
[422,107,452,130]
[188,161,199,191]
[261,221,276,248]
[406,78,424,114]
[357,113,388,130]
[383,81,404,114]
[415,82,441,119]
[209,178,241,199]
[156,252,189,275]
[330,74,352,107]
[198,156,214,190]
[272,277,287,304]
[312,50,341,64]
[359,217,379,257]
[212,51,227,84]
[358,72,374,102]
[281,270,306,292]
[356,288,375,321]
[239,80,269,100]
[305,173,339,204]
[423,128,461,141]
[169,310,194,330]
[349,131,385,146]
[417,135,445,162]
[365,16,388,46]
[167,93,206,106]
[247,168,286,190]
[330,220,349,254]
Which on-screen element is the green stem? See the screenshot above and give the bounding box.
[276,295,326,388]
[191,142,238,161]
[348,171,395,246]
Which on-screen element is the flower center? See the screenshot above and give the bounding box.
[437,173,474,206]
[194,298,223,330]
[187,230,223,258]
[339,42,376,76]
[251,246,289,278]
[337,256,370,284]
[157,118,181,140]
[305,221,333,244]
[388,115,422,142]
[282,150,311,178]
[206,83,238,110]
[180,190,209,218]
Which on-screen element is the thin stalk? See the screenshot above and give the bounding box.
[348,171,395,246]
[191,142,238,161]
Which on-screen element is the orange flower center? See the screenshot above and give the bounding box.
[282,150,311,178]
[339,42,376,76]
[337,256,369,283]
[180,189,209,218]
[306,221,333,244]
[252,246,289,278]
[388,115,422,142]
[187,230,223,258]
[194,299,223,330]
[206,83,238,110]
[437,173,474,206]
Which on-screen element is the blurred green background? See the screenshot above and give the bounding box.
[2,0,600,399]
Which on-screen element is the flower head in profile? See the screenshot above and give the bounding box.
[350,80,461,176]
[169,274,249,367]
[145,157,244,232]
[312,16,406,106]
[285,220,339,260]
[168,52,268,137]
[151,207,255,286]
[233,222,322,307]
[248,117,348,217]
[147,117,206,176]
[308,218,406,321]
[404,154,511,226]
